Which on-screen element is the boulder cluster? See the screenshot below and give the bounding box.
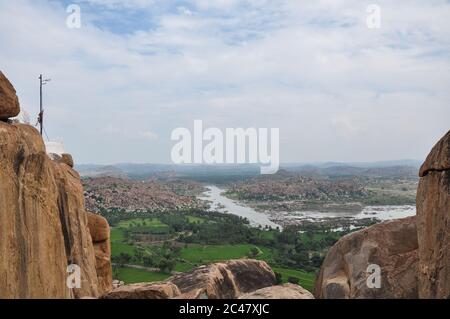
[315,130,450,299]
[102,259,314,299]
[0,71,112,298]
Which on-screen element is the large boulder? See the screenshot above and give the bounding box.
[0,122,71,298]
[102,282,180,299]
[416,130,450,299]
[170,259,277,299]
[103,259,277,299]
[0,118,109,298]
[314,216,418,299]
[87,212,113,295]
[61,153,74,168]
[419,130,450,177]
[0,71,20,120]
[52,160,100,298]
[239,283,314,299]
[47,153,74,168]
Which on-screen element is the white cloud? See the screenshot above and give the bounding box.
[0,0,449,164]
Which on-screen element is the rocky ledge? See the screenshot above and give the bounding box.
[315,130,450,299]
[0,71,112,298]
[103,259,313,299]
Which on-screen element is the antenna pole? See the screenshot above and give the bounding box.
[39,74,43,136]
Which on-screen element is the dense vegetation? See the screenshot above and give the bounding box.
[103,208,354,291]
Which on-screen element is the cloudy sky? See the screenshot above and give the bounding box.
[1,0,449,164]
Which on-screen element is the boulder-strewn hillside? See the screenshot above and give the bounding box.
[315,130,450,299]
[103,259,313,299]
[0,72,112,298]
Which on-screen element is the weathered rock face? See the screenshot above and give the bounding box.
[87,212,113,295]
[0,71,20,120]
[103,259,278,299]
[102,282,180,299]
[61,153,74,168]
[51,160,100,298]
[417,130,450,299]
[171,259,277,299]
[419,131,450,177]
[239,283,314,299]
[0,122,71,298]
[0,116,111,298]
[314,216,418,299]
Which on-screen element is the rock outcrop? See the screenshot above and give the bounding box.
[171,259,276,299]
[0,71,20,120]
[239,283,314,299]
[0,73,112,298]
[314,216,418,299]
[52,161,100,298]
[0,122,72,298]
[87,212,113,295]
[102,282,180,299]
[103,259,279,299]
[417,130,450,299]
[315,129,450,299]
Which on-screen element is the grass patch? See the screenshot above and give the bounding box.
[186,216,206,224]
[111,228,135,257]
[180,244,261,264]
[114,267,171,284]
[272,267,316,292]
[117,218,170,235]
[174,262,195,272]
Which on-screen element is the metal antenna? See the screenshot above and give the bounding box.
[38,74,51,136]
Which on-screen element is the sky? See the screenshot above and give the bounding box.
[0,0,449,164]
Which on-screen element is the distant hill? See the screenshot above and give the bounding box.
[76,160,421,181]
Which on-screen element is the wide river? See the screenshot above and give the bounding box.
[198,185,281,229]
[198,185,416,230]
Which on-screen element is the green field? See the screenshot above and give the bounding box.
[272,267,316,292]
[111,228,135,257]
[117,218,170,234]
[174,262,195,272]
[110,216,317,292]
[118,218,167,228]
[186,216,206,224]
[115,267,171,284]
[179,244,269,264]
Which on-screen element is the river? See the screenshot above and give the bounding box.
[198,185,281,229]
[198,185,416,230]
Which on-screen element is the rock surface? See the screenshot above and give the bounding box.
[103,259,278,299]
[52,160,100,298]
[61,153,74,168]
[416,130,450,299]
[102,282,180,299]
[0,118,111,298]
[87,212,113,295]
[315,130,450,300]
[171,259,276,299]
[239,283,314,299]
[419,130,450,177]
[47,153,74,168]
[0,71,20,120]
[314,216,418,299]
[0,122,72,298]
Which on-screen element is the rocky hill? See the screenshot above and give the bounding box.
[82,177,205,213]
[0,71,111,298]
[315,130,449,299]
